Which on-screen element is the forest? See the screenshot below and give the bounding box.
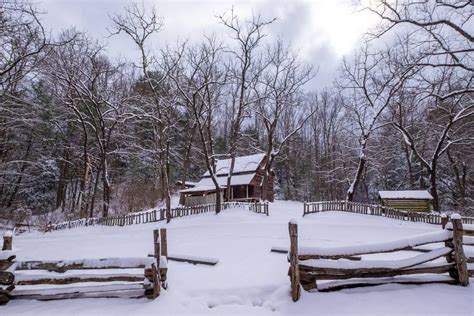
[1,0,472,223]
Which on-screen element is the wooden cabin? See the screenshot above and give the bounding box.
[179,153,274,206]
[378,190,433,212]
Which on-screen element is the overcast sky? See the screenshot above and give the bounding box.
[38,0,378,90]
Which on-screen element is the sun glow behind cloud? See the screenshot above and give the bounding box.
[296,0,378,58]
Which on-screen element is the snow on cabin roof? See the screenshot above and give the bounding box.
[180,173,256,193]
[378,190,433,200]
[175,180,199,187]
[203,153,265,177]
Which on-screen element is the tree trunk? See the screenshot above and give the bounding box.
[101,155,110,218]
[6,138,32,208]
[429,163,439,212]
[346,154,366,202]
[225,155,236,201]
[89,167,101,218]
[77,156,91,218]
[55,149,69,209]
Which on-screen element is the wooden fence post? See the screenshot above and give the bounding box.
[451,215,469,286]
[2,231,12,251]
[289,221,300,302]
[153,229,161,269]
[160,228,168,258]
[441,214,448,229]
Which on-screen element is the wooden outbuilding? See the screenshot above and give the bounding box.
[179,153,274,206]
[175,180,198,190]
[378,190,433,212]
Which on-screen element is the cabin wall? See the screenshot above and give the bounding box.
[182,191,224,207]
[382,199,432,212]
[250,169,274,202]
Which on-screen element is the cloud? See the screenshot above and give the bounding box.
[38,0,377,90]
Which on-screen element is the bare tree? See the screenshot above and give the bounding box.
[111,4,176,214]
[167,38,228,213]
[392,68,473,211]
[337,39,418,202]
[256,40,315,201]
[217,9,275,201]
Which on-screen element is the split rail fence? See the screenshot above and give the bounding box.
[0,229,168,305]
[303,200,474,226]
[288,216,474,302]
[50,201,269,231]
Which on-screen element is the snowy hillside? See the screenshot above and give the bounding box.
[3,200,473,315]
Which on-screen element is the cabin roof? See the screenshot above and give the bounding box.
[203,153,265,177]
[378,190,433,200]
[175,180,199,187]
[180,173,256,193]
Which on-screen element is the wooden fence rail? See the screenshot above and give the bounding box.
[303,200,473,226]
[0,229,168,304]
[288,215,472,301]
[49,201,269,232]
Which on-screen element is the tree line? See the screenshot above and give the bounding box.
[1,0,472,222]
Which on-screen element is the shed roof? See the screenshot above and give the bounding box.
[175,180,199,187]
[378,190,433,200]
[203,153,265,176]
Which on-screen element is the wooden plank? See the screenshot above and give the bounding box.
[300,247,452,272]
[0,259,15,271]
[15,272,145,285]
[16,257,154,273]
[464,236,474,246]
[300,262,455,280]
[147,253,218,266]
[316,275,457,292]
[299,230,452,257]
[11,283,145,300]
[270,246,362,261]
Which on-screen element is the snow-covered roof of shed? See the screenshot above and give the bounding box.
[180,173,256,193]
[378,190,433,200]
[175,180,199,187]
[203,153,265,176]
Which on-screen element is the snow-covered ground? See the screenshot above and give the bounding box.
[3,200,474,315]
